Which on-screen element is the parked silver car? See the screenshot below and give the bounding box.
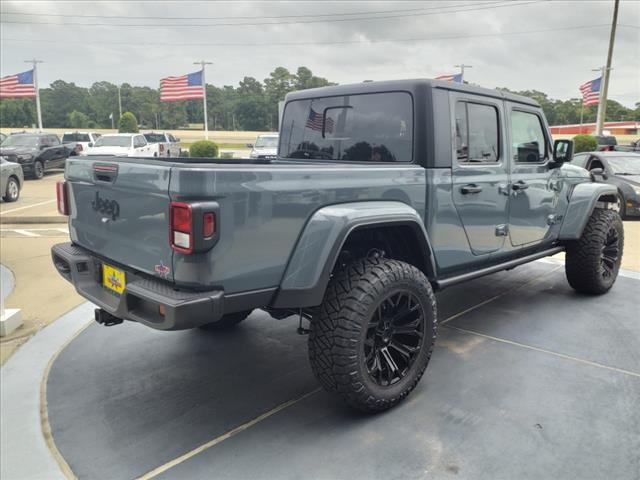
[1,157,24,202]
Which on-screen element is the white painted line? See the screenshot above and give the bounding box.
[0,199,56,215]
[445,324,640,379]
[55,228,69,234]
[13,229,41,238]
[137,388,322,480]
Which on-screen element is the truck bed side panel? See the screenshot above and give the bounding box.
[169,163,426,293]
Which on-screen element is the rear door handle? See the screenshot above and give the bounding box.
[512,181,529,191]
[461,184,483,194]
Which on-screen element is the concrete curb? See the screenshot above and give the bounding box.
[0,302,94,480]
[0,216,67,224]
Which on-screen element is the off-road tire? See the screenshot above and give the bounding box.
[33,160,45,179]
[199,310,253,330]
[565,209,624,295]
[309,257,437,413]
[3,176,20,202]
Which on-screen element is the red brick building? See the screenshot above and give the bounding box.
[549,121,639,135]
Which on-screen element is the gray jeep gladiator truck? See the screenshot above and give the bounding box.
[52,79,624,412]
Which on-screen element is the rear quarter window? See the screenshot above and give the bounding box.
[280,91,413,162]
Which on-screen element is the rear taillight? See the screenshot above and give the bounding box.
[56,180,69,215]
[170,202,193,253]
[160,144,165,152]
[76,143,83,152]
[170,202,218,254]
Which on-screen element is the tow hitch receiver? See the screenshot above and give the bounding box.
[94,308,123,327]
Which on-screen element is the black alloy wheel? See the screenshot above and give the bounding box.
[365,291,425,387]
[600,226,620,281]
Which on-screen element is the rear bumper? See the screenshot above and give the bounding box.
[51,242,273,331]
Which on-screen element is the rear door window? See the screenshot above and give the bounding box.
[280,92,413,162]
[455,101,500,163]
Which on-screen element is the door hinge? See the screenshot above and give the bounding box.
[495,224,509,236]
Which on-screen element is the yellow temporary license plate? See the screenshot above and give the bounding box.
[102,264,126,295]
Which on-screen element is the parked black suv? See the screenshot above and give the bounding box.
[0,133,73,179]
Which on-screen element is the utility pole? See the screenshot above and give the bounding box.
[454,64,472,82]
[117,85,123,119]
[194,60,213,139]
[24,58,43,130]
[596,0,619,136]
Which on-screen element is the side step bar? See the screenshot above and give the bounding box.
[434,246,564,290]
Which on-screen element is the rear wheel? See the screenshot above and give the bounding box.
[3,176,20,202]
[565,209,624,295]
[199,310,253,330]
[309,257,437,413]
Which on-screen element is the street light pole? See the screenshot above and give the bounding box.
[117,85,123,119]
[24,58,43,130]
[194,60,213,140]
[596,0,619,136]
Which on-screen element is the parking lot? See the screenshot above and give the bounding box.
[1,170,639,480]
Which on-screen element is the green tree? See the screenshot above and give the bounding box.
[67,110,89,128]
[118,112,139,133]
[189,140,219,157]
[573,134,598,153]
[293,66,334,90]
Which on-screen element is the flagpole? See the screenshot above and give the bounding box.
[579,102,584,134]
[25,58,43,130]
[194,60,212,140]
[593,66,606,135]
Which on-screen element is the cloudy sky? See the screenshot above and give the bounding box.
[1,0,638,106]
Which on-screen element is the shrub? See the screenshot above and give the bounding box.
[118,112,139,133]
[573,134,597,153]
[189,140,219,158]
[220,152,234,159]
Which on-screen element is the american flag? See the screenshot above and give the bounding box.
[0,69,37,98]
[160,70,204,102]
[306,108,334,133]
[435,73,463,83]
[579,76,601,107]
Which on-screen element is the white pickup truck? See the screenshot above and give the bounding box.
[84,133,160,158]
[143,132,181,157]
[62,131,102,156]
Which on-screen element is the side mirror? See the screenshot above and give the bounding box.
[552,139,573,166]
[88,143,93,148]
[39,144,47,150]
[174,137,181,142]
[590,167,608,180]
[246,143,254,148]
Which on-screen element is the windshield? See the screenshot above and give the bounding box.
[143,133,166,143]
[1,135,39,148]
[63,133,91,142]
[255,136,279,148]
[280,92,413,162]
[94,136,131,147]
[607,157,640,175]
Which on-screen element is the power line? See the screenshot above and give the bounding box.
[0,1,510,21]
[0,1,542,28]
[3,24,636,48]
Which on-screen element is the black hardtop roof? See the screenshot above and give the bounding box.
[285,78,539,107]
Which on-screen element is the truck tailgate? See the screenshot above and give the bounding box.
[66,158,174,281]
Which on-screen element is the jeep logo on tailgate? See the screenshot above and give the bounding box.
[92,191,120,221]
